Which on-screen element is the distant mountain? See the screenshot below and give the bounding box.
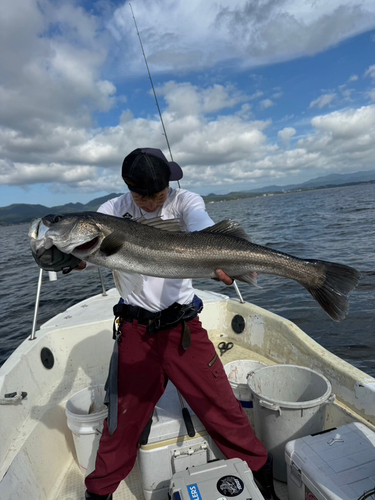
[1,169,375,225]
[0,193,122,225]
[247,170,375,193]
[203,169,375,202]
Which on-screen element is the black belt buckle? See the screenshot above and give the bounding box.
[180,304,197,323]
[146,316,161,334]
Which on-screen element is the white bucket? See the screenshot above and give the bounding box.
[224,360,265,427]
[65,385,108,476]
[248,365,334,482]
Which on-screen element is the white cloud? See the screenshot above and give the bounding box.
[108,1,375,74]
[249,90,264,101]
[260,99,274,109]
[293,106,375,175]
[364,64,375,79]
[310,105,375,138]
[3,74,375,195]
[2,0,375,199]
[0,160,96,186]
[156,82,248,118]
[0,0,115,136]
[309,93,336,109]
[348,75,358,82]
[278,127,296,147]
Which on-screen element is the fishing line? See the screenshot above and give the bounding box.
[129,3,181,189]
[129,5,242,300]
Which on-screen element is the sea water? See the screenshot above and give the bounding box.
[0,183,374,374]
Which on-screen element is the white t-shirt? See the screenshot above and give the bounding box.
[98,188,214,312]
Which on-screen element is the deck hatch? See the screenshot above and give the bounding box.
[41,347,54,369]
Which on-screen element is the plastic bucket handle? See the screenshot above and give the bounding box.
[259,399,281,415]
[324,394,336,405]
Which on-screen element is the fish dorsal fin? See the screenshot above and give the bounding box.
[200,220,252,242]
[134,216,182,232]
[100,231,125,256]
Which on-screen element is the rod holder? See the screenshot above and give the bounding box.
[29,268,43,341]
[98,268,107,296]
[233,280,245,303]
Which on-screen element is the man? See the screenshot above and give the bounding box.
[33,148,279,500]
[85,148,280,500]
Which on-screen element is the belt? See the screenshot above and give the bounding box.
[113,302,197,344]
[116,304,161,325]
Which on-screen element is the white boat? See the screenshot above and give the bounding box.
[1,272,375,500]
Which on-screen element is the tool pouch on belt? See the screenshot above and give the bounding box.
[147,302,197,350]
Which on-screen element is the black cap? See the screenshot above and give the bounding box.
[122,148,183,196]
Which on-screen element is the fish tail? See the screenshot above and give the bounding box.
[302,260,361,321]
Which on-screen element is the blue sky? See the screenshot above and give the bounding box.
[1,0,375,207]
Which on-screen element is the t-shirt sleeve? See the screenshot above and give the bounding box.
[179,192,215,231]
[97,199,115,215]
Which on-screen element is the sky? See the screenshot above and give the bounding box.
[1,0,375,207]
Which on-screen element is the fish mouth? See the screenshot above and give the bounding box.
[73,236,100,253]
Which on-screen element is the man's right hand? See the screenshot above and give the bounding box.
[32,246,82,274]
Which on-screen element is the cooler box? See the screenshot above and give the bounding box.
[138,382,225,500]
[169,458,264,500]
[285,422,375,500]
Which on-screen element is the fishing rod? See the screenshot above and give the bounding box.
[129,3,244,306]
[129,3,180,188]
[129,3,195,437]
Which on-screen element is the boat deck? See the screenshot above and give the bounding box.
[52,334,288,500]
[54,455,289,499]
[3,287,372,500]
[54,458,144,499]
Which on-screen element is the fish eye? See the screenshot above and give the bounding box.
[52,215,63,223]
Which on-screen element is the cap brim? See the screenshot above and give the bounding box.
[169,161,183,181]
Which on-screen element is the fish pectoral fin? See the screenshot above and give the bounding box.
[112,270,143,298]
[232,272,260,288]
[134,216,183,232]
[200,220,252,242]
[100,231,125,256]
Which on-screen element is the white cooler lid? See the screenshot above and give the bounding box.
[147,382,206,444]
[285,422,375,499]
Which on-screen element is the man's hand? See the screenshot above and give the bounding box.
[215,269,258,286]
[31,246,82,274]
[215,269,234,286]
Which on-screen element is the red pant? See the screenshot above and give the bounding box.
[85,317,267,495]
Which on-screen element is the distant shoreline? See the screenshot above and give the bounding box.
[202,179,375,204]
[0,179,374,226]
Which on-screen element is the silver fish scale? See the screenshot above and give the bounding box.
[88,220,325,284]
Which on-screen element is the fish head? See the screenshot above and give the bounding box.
[29,213,103,257]
[29,217,56,255]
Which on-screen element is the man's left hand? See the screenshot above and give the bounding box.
[215,269,258,286]
[215,269,234,286]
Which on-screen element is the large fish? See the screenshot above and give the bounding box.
[29,212,361,321]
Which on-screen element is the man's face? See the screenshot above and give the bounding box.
[130,187,169,213]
